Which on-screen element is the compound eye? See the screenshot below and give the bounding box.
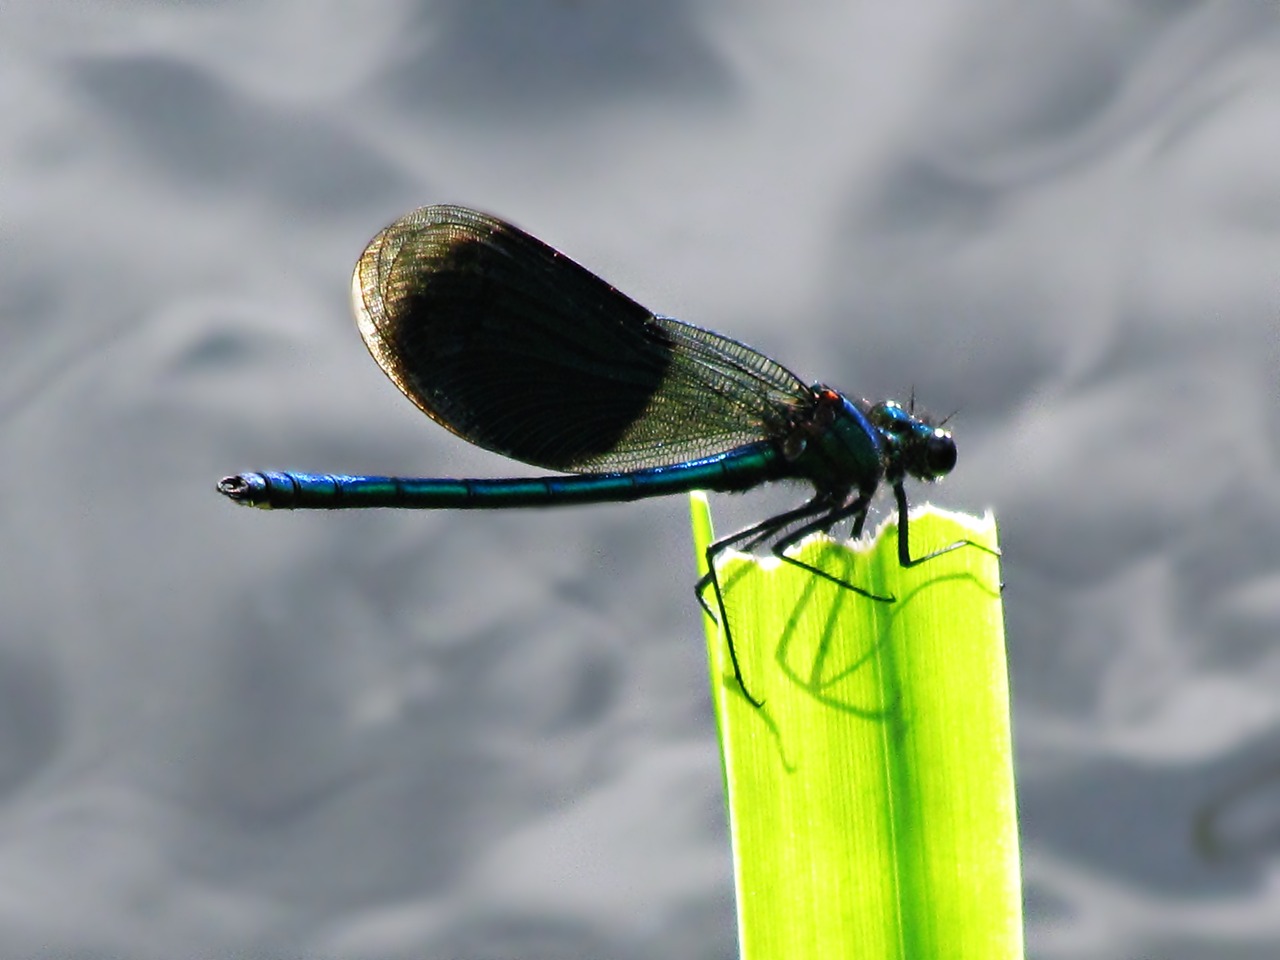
[924,430,957,477]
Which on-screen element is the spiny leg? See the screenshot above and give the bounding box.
[694,498,833,617]
[893,481,1001,567]
[767,493,894,603]
[694,498,836,707]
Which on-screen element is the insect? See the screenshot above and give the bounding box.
[219,205,982,703]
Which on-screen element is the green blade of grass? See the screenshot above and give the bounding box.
[689,492,1021,960]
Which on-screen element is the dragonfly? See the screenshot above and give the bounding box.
[218,204,984,704]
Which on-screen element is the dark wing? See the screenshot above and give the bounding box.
[352,204,813,472]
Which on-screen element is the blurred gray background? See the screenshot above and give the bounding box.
[3,2,1279,957]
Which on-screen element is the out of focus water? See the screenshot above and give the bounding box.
[3,3,1279,957]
